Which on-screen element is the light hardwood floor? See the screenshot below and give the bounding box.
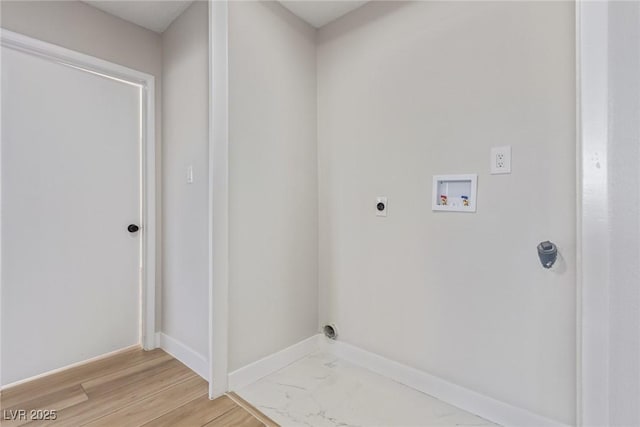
[0,348,278,427]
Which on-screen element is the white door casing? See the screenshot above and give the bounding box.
[577,1,640,425]
[208,0,229,399]
[576,2,609,425]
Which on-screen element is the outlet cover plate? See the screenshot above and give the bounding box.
[376,196,387,217]
[491,146,511,174]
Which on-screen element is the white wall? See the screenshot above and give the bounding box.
[317,2,576,424]
[161,1,209,359]
[228,1,318,371]
[607,2,640,425]
[0,0,164,330]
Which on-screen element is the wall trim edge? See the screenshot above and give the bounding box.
[228,335,320,391]
[157,332,208,381]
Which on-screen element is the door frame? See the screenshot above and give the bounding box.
[0,29,157,351]
[208,0,230,398]
[576,1,610,425]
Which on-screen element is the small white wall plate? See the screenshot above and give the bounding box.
[490,146,511,174]
[376,196,387,217]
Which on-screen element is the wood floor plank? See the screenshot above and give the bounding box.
[228,392,279,427]
[83,375,207,427]
[81,353,173,393]
[82,357,182,398]
[203,406,265,427]
[1,347,166,408]
[4,348,273,427]
[2,384,88,427]
[140,394,237,427]
[24,361,196,427]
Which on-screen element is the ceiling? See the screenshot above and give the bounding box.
[83,1,367,34]
[279,1,368,28]
[83,1,193,33]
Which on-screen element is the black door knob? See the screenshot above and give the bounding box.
[127,224,140,233]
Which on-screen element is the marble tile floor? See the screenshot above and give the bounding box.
[236,352,498,427]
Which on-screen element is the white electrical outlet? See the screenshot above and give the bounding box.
[491,146,511,174]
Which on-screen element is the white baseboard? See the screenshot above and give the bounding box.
[319,337,568,427]
[156,332,208,381]
[228,335,320,391]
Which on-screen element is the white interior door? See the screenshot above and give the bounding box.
[1,46,142,385]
